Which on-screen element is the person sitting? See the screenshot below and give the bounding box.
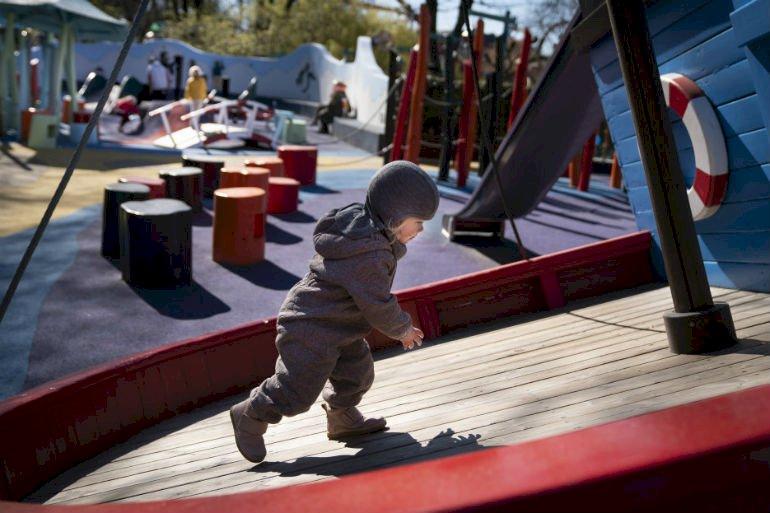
[312,80,351,134]
[113,95,143,134]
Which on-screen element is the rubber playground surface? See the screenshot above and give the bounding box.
[0,139,637,401]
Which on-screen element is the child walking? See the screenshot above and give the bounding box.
[230,160,440,463]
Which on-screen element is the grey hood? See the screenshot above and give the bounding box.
[313,203,406,260]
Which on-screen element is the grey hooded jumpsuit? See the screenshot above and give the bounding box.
[247,203,414,423]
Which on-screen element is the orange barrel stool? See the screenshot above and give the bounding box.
[244,156,284,177]
[213,187,267,265]
[118,176,166,199]
[101,182,151,259]
[159,167,203,213]
[219,166,270,191]
[267,177,300,214]
[277,145,317,185]
[182,152,225,198]
[119,199,192,288]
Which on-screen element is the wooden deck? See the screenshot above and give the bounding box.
[27,285,770,505]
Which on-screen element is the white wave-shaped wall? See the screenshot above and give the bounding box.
[75,36,388,129]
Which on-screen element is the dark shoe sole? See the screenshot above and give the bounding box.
[328,423,388,441]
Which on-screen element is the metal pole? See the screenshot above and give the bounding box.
[606,0,735,354]
[383,49,401,164]
[438,35,456,181]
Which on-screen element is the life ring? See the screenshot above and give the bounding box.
[660,73,728,221]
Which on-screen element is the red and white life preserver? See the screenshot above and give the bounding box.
[660,73,728,221]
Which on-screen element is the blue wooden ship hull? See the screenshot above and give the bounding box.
[587,0,770,292]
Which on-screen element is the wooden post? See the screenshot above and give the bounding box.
[390,48,418,162]
[607,0,735,354]
[568,152,581,188]
[609,153,622,188]
[405,4,431,163]
[577,132,596,191]
[383,49,401,164]
[507,28,531,129]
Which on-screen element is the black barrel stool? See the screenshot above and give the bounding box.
[159,167,203,212]
[101,182,151,259]
[119,199,193,288]
[182,153,225,198]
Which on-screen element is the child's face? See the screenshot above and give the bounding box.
[394,217,425,244]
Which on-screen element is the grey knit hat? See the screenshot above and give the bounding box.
[365,160,439,229]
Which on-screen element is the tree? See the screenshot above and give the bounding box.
[525,0,578,59]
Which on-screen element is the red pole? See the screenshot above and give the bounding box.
[405,4,431,163]
[507,28,532,130]
[390,48,418,162]
[454,61,473,188]
[577,132,597,191]
[609,153,622,188]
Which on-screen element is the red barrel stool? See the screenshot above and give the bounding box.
[219,166,270,192]
[277,145,317,185]
[182,152,225,198]
[244,156,284,177]
[118,176,166,199]
[159,167,203,212]
[267,177,300,214]
[213,187,267,265]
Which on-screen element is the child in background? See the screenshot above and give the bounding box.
[183,65,208,112]
[230,160,440,463]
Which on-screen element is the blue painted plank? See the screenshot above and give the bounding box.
[715,93,764,138]
[595,27,742,96]
[608,93,760,152]
[635,197,770,232]
[700,232,770,263]
[726,128,770,169]
[590,0,713,71]
[642,229,770,291]
[703,260,770,291]
[615,125,768,172]
[626,163,770,208]
[602,58,753,121]
[620,162,647,189]
[615,116,696,172]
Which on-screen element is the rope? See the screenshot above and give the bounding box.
[314,77,403,146]
[461,4,528,261]
[0,0,151,325]
[423,95,461,108]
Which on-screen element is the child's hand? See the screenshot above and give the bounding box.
[400,326,424,350]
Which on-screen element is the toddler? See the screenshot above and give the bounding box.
[230,160,439,463]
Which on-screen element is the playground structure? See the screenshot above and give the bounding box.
[1,0,769,511]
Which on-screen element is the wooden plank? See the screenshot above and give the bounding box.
[32,289,770,505]
[43,324,768,500]
[37,290,756,482]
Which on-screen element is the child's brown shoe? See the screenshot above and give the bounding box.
[322,403,387,440]
[230,398,268,463]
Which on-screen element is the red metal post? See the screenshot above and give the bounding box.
[577,132,597,191]
[507,28,532,129]
[453,62,473,187]
[390,48,418,162]
[609,153,622,188]
[405,4,431,163]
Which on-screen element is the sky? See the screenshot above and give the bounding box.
[373,0,536,37]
